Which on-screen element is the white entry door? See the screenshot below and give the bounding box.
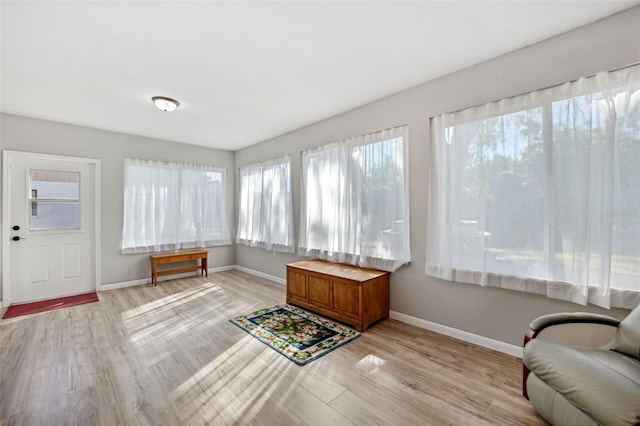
[3,151,100,305]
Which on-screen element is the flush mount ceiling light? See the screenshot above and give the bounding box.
[152,96,180,112]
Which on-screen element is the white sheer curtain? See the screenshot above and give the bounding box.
[236,156,294,252]
[299,125,410,272]
[122,159,231,253]
[426,64,640,309]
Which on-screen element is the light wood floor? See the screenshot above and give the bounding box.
[0,270,545,425]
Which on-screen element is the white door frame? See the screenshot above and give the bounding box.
[2,150,101,307]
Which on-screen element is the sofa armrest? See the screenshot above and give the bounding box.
[526,312,620,348]
[522,312,620,399]
[529,312,620,337]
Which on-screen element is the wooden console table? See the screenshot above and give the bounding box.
[286,260,390,332]
[149,250,208,286]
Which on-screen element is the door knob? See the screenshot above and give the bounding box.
[12,225,19,231]
[12,236,20,241]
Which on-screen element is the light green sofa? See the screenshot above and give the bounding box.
[523,304,640,425]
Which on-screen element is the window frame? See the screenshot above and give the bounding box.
[426,64,640,309]
[236,155,294,253]
[298,125,411,272]
[121,158,231,253]
[28,168,82,232]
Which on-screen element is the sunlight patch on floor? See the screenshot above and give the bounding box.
[356,353,386,372]
[120,282,225,320]
[122,283,228,345]
[170,336,297,424]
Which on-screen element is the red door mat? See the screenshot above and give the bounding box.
[2,292,99,319]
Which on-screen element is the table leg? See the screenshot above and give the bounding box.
[151,261,157,286]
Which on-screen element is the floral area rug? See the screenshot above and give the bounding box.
[230,304,360,365]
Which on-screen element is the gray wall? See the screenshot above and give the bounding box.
[234,7,640,346]
[0,113,235,300]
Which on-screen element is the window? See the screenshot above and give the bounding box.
[122,159,231,253]
[236,156,294,252]
[427,65,640,309]
[299,125,410,272]
[29,169,81,230]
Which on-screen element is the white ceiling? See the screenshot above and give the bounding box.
[1,1,638,151]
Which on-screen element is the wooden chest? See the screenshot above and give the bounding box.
[286,260,390,332]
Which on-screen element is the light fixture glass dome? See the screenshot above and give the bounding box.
[152,96,180,112]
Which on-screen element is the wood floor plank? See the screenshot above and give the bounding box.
[0,270,544,425]
[329,389,415,426]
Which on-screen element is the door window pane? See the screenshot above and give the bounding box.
[30,169,80,230]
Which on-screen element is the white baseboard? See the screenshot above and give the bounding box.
[100,265,236,291]
[232,265,286,286]
[210,265,237,274]
[99,265,281,292]
[101,278,150,291]
[389,310,523,358]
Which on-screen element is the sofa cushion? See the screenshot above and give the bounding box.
[524,339,640,426]
[612,303,640,360]
[526,372,598,426]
